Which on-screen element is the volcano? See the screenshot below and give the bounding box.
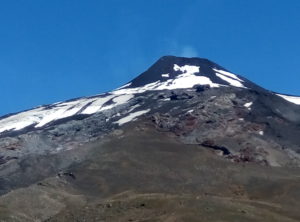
[0,56,300,221]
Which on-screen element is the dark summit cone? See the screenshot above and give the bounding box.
[124,56,264,91]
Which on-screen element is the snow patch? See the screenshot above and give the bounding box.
[81,95,116,115]
[127,104,141,113]
[97,94,135,112]
[213,68,244,82]
[244,102,253,110]
[161,73,169,78]
[112,94,134,105]
[173,64,200,74]
[115,109,150,125]
[116,82,132,90]
[155,75,220,90]
[216,73,245,88]
[276,94,300,105]
[113,81,161,95]
[213,68,245,88]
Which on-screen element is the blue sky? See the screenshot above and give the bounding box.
[1,0,300,115]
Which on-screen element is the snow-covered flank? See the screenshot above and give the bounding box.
[113,64,221,95]
[0,97,98,132]
[115,109,150,125]
[277,94,300,105]
[244,102,253,110]
[0,93,136,133]
[161,73,169,78]
[0,107,44,132]
[214,68,245,88]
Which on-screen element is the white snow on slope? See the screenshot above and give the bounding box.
[97,94,136,112]
[0,93,137,133]
[216,73,245,88]
[213,68,245,88]
[81,95,116,115]
[276,94,300,105]
[174,64,200,74]
[36,98,99,127]
[112,94,134,104]
[244,102,253,110]
[0,97,99,132]
[116,82,132,90]
[161,73,169,78]
[0,107,44,132]
[213,68,244,82]
[156,64,220,89]
[115,109,150,125]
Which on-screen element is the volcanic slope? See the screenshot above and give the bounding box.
[0,56,300,221]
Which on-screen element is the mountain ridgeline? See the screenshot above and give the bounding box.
[0,56,300,221]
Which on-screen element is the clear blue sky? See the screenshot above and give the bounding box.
[1,0,300,115]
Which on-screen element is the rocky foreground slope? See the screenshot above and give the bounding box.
[0,56,300,221]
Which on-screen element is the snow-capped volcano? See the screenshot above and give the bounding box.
[0,56,299,135]
[2,56,300,221]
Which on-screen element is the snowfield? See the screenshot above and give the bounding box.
[0,94,135,133]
